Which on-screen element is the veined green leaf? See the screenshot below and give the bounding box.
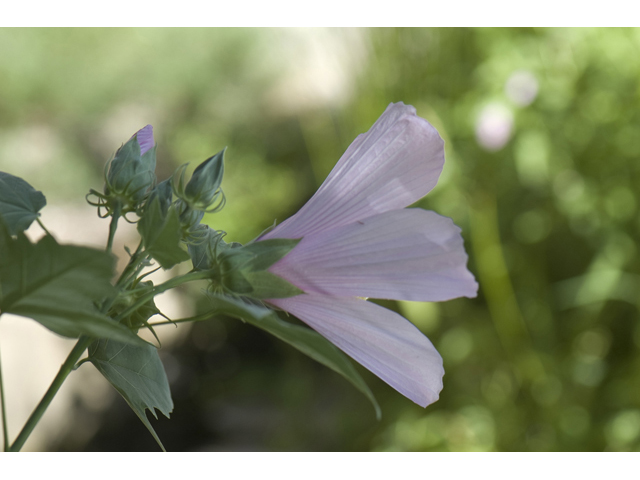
[204,293,381,419]
[138,200,190,269]
[89,339,173,451]
[0,220,145,346]
[0,171,47,235]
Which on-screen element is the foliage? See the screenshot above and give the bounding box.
[0,172,46,235]
[2,28,640,452]
[0,120,378,452]
[88,339,173,451]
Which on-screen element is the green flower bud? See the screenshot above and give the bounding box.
[109,281,160,331]
[188,225,231,271]
[104,125,157,213]
[173,149,225,213]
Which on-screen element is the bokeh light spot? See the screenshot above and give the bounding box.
[475,103,513,151]
[505,70,539,107]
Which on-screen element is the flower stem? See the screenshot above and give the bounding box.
[36,218,53,238]
[115,240,147,288]
[113,270,213,323]
[106,203,122,253]
[0,346,9,451]
[148,310,221,327]
[7,336,93,452]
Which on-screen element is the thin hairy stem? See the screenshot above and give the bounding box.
[148,310,221,327]
[8,336,93,452]
[113,270,213,323]
[36,218,53,238]
[136,266,162,283]
[106,203,122,253]
[0,346,9,451]
[115,240,147,288]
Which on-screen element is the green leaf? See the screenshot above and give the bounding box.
[0,171,47,235]
[88,339,173,451]
[138,200,190,269]
[205,293,381,419]
[0,221,146,346]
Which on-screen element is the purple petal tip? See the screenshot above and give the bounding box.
[136,125,154,155]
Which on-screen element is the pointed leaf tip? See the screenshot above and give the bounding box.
[89,339,173,451]
[0,171,47,235]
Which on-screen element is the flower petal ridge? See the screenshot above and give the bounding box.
[259,102,478,408]
[261,102,445,240]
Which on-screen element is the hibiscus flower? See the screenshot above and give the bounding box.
[258,102,478,408]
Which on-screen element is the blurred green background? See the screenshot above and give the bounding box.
[2,27,640,451]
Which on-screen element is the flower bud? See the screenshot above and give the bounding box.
[173,149,225,213]
[188,225,232,271]
[109,281,159,331]
[104,125,157,213]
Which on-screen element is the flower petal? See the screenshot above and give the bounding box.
[267,294,444,408]
[262,103,444,240]
[269,208,478,302]
[135,125,154,156]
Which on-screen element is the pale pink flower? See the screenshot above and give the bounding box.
[260,102,478,407]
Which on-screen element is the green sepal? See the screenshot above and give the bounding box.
[147,178,173,217]
[0,218,146,346]
[218,238,302,299]
[137,199,190,270]
[204,293,381,419]
[224,270,254,295]
[0,171,47,236]
[140,145,158,184]
[88,339,173,451]
[241,270,303,299]
[188,226,219,270]
[220,238,301,272]
[176,199,205,234]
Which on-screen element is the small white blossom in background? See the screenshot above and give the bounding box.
[475,103,514,152]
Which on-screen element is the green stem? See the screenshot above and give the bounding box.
[115,241,147,288]
[106,203,122,253]
[149,310,221,327]
[0,346,9,451]
[36,218,53,238]
[8,336,93,452]
[113,270,213,323]
[136,266,162,283]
